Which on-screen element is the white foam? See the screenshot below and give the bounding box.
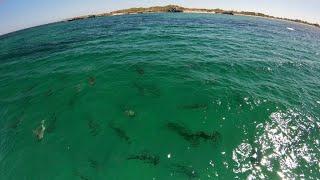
[287,27,295,31]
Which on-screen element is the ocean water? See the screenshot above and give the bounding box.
[0,13,320,179]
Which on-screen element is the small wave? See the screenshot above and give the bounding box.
[286,27,295,31]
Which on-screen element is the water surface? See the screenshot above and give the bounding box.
[0,13,320,179]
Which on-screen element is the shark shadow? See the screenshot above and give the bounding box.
[166,122,221,146]
[127,151,160,165]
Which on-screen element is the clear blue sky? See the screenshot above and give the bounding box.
[0,0,319,35]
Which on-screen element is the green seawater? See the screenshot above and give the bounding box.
[0,13,320,179]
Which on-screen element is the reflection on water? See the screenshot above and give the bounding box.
[233,109,320,179]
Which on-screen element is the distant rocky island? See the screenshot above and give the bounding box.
[67,5,320,28]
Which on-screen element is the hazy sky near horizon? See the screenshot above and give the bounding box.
[0,0,319,35]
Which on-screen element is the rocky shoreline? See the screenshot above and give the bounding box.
[66,5,320,28]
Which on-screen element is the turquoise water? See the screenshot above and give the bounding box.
[0,13,320,179]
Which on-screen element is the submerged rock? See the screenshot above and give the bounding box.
[33,120,46,141]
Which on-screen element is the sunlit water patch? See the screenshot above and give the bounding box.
[233,109,320,179]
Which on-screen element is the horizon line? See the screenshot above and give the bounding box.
[1,5,319,37]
